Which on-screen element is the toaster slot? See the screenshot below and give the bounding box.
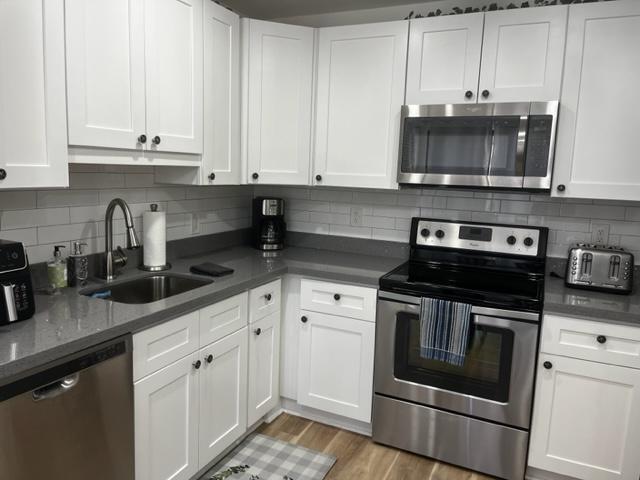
[580,253,593,278]
[609,255,621,279]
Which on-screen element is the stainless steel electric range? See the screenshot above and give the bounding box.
[372,218,548,480]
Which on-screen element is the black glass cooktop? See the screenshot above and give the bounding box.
[380,260,545,313]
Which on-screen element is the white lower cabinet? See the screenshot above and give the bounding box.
[134,352,200,480]
[529,314,640,480]
[134,280,281,478]
[297,310,375,423]
[248,311,281,425]
[199,327,248,465]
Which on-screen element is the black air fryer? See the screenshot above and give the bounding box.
[0,240,35,325]
[252,198,286,251]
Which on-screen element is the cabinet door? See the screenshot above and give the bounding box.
[245,20,313,185]
[145,0,203,154]
[65,0,146,150]
[0,0,67,189]
[297,311,375,422]
[405,14,483,105]
[479,6,568,103]
[314,21,408,189]
[529,354,640,480]
[553,1,640,201]
[134,353,199,480]
[248,311,281,425]
[199,327,248,467]
[202,0,240,184]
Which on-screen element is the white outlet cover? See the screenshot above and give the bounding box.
[591,223,610,245]
[351,206,364,227]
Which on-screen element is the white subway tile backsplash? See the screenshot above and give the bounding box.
[1,167,253,262]
[559,203,626,221]
[447,197,500,212]
[329,224,372,238]
[5,168,640,267]
[501,200,560,216]
[372,205,420,219]
[277,187,640,263]
[362,215,395,229]
[37,189,100,208]
[1,208,70,230]
[0,191,37,210]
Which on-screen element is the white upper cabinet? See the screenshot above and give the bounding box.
[0,0,68,189]
[313,21,408,189]
[244,20,314,185]
[65,0,203,156]
[479,6,568,103]
[145,0,203,154]
[553,1,640,201]
[406,14,483,105]
[202,0,240,184]
[65,0,146,151]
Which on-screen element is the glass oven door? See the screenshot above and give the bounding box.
[394,312,513,403]
[398,104,530,188]
[374,293,539,428]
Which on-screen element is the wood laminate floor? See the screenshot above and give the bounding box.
[257,413,496,480]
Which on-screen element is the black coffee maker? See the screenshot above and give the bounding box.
[252,198,286,251]
[0,240,35,325]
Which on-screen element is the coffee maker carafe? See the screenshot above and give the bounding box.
[252,198,286,251]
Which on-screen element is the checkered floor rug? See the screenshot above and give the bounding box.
[204,433,336,480]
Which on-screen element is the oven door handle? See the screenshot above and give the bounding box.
[377,292,539,323]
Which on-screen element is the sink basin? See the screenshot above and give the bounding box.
[83,274,213,304]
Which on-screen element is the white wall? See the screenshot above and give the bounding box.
[255,185,640,263]
[0,165,253,264]
[274,0,548,26]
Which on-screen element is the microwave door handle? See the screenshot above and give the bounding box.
[2,283,18,323]
[515,115,528,179]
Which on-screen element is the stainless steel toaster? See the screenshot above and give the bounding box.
[565,244,634,294]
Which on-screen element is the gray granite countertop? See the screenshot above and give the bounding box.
[0,246,400,385]
[4,242,640,386]
[544,274,640,327]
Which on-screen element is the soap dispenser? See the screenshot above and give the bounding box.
[68,241,88,287]
[47,245,67,293]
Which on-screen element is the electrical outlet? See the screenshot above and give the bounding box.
[190,213,200,235]
[351,206,364,227]
[591,223,610,245]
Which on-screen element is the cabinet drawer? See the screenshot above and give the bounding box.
[542,314,640,369]
[300,279,376,322]
[133,311,199,381]
[199,292,248,347]
[249,279,281,323]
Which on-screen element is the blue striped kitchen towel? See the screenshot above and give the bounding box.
[420,297,473,366]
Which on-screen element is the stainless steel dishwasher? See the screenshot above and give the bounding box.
[0,335,134,480]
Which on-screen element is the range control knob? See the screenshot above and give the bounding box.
[507,235,517,245]
[435,229,445,239]
[420,228,430,238]
[523,237,534,247]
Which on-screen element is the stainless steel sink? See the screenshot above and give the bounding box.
[83,274,213,304]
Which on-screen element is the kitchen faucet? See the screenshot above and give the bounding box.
[104,198,140,280]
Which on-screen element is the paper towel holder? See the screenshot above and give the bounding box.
[139,203,172,272]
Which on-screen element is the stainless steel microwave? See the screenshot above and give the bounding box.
[397,101,558,190]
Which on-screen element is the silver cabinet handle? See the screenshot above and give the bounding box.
[2,283,17,323]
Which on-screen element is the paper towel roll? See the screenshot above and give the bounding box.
[143,207,166,267]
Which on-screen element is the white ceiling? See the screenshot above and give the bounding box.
[223,0,441,19]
